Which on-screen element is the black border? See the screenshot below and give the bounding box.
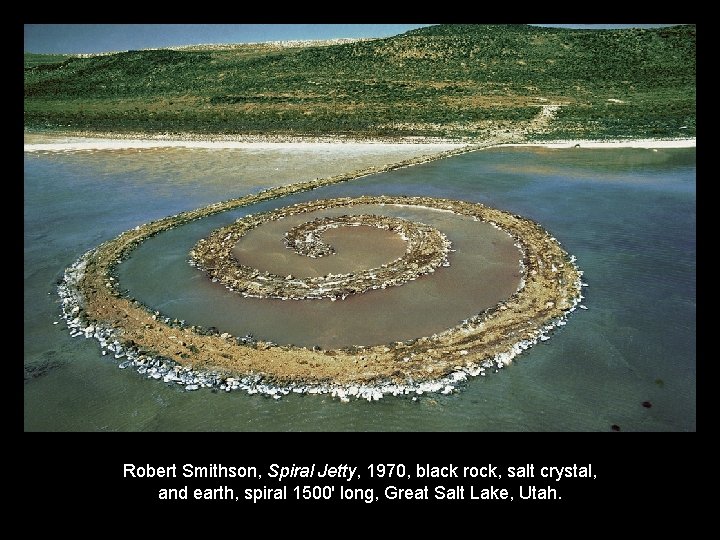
[23,18,699,518]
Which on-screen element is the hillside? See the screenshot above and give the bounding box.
[24,24,696,140]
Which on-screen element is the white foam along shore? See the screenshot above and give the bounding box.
[501,138,696,149]
[23,136,466,153]
[24,135,695,153]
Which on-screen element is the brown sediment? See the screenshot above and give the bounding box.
[68,140,583,386]
[191,210,450,300]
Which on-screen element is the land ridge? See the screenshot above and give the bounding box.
[25,24,695,141]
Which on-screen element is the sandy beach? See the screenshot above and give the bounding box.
[23,133,477,195]
[24,132,695,154]
[503,138,696,149]
[23,139,468,153]
[23,132,467,153]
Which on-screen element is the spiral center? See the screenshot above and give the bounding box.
[283,215,411,259]
[190,205,452,301]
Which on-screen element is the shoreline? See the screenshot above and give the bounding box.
[500,138,696,149]
[23,131,469,152]
[24,131,695,152]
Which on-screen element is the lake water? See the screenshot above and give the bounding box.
[24,145,696,431]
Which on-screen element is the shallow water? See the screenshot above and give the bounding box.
[24,146,696,431]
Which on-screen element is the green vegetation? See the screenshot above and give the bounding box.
[24,52,72,69]
[24,24,695,140]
